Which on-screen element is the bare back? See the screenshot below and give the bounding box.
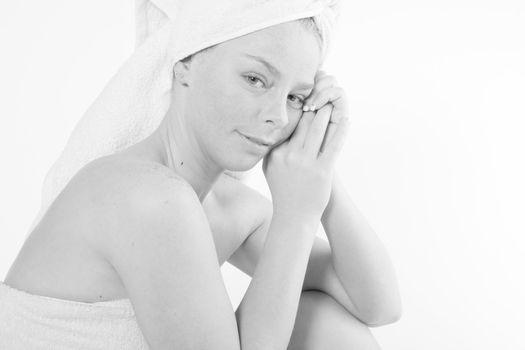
[3,154,261,303]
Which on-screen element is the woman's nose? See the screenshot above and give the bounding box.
[260,95,289,128]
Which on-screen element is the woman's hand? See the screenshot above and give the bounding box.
[262,70,350,223]
[302,70,351,153]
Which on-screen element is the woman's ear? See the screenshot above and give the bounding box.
[173,59,191,87]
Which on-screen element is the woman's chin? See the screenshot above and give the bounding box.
[222,154,261,172]
[230,159,260,172]
[216,135,269,171]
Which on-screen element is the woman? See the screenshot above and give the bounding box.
[0,1,401,349]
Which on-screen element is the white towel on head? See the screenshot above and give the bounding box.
[28,0,341,236]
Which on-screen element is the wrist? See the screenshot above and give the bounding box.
[271,207,321,232]
[322,173,345,223]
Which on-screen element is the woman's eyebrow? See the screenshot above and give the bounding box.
[243,53,281,76]
[243,53,314,90]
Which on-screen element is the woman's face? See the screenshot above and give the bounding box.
[182,20,322,171]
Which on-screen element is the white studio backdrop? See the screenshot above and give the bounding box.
[1,1,524,349]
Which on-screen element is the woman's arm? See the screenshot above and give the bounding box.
[320,171,402,325]
[227,177,401,327]
[235,210,319,350]
[100,162,321,350]
[96,165,242,350]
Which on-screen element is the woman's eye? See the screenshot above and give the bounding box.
[288,95,305,109]
[244,74,305,110]
[244,74,265,88]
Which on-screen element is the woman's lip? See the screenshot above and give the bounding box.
[237,131,270,150]
[237,131,270,147]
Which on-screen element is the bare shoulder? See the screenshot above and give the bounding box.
[80,155,191,194]
[83,155,192,202]
[74,155,195,249]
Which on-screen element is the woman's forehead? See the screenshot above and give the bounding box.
[215,21,321,69]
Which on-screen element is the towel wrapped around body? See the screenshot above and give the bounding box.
[0,281,149,349]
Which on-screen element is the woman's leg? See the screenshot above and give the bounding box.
[287,290,382,350]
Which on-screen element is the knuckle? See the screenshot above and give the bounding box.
[316,90,329,102]
[316,70,327,79]
[334,86,344,94]
[327,76,338,87]
[317,105,333,117]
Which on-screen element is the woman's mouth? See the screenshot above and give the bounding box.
[236,131,270,152]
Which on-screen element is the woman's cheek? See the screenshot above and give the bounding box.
[207,86,245,125]
[287,112,302,132]
[277,123,297,143]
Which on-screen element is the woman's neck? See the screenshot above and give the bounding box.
[125,118,223,203]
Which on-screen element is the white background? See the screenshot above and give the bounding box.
[1,1,524,348]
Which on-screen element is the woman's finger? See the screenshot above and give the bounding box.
[304,86,347,123]
[302,72,337,112]
[320,117,337,153]
[319,90,350,152]
[288,110,315,150]
[303,104,333,157]
[319,116,350,165]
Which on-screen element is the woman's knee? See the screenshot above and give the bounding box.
[287,290,382,350]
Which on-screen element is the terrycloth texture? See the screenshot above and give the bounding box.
[0,281,149,349]
[27,0,341,236]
